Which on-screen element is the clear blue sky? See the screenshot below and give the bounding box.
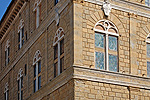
[0,0,12,21]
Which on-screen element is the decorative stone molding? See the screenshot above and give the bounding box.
[94,20,118,34]
[33,0,41,11]
[5,39,10,51]
[4,82,9,93]
[84,0,150,18]
[18,19,24,33]
[55,8,60,26]
[146,33,150,43]
[17,68,23,80]
[73,66,150,89]
[33,50,41,65]
[103,0,112,16]
[53,27,64,46]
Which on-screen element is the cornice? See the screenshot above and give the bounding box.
[0,0,26,39]
[84,0,150,18]
[73,66,150,89]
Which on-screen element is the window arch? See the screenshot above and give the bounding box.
[18,19,25,50]
[33,50,41,92]
[33,0,41,28]
[4,82,9,100]
[17,69,23,100]
[53,27,64,77]
[94,20,119,72]
[146,34,150,77]
[5,40,10,66]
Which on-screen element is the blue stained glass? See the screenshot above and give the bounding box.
[147,62,150,77]
[38,76,41,89]
[109,54,118,72]
[95,33,104,48]
[95,52,104,69]
[147,44,150,58]
[109,36,117,51]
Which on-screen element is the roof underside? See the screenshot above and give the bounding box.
[0,0,26,40]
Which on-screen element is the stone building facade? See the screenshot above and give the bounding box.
[1,0,150,100]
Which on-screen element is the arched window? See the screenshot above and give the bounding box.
[17,69,23,100]
[33,50,41,92]
[53,27,64,77]
[4,82,9,100]
[33,0,41,28]
[5,40,10,66]
[146,34,150,77]
[18,19,25,50]
[94,20,119,72]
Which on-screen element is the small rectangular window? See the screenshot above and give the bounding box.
[109,36,117,51]
[95,33,104,48]
[109,54,118,72]
[22,28,24,38]
[54,62,58,77]
[60,39,64,55]
[21,91,23,100]
[38,61,41,74]
[38,76,41,89]
[18,33,20,42]
[5,51,7,66]
[25,64,27,76]
[60,57,64,73]
[18,80,19,91]
[147,44,150,58]
[95,52,104,70]
[21,77,23,88]
[147,61,150,77]
[34,65,36,77]
[54,45,58,60]
[34,80,36,92]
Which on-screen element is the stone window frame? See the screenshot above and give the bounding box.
[18,19,25,50]
[53,27,64,77]
[94,20,119,72]
[17,68,23,100]
[33,0,41,28]
[4,82,9,100]
[33,50,41,92]
[5,39,10,66]
[146,34,150,77]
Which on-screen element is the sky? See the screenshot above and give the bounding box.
[0,0,12,21]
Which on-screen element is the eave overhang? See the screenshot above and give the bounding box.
[0,0,27,40]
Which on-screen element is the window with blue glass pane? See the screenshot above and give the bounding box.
[147,44,150,58]
[95,52,104,69]
[95,33,104,48]
[147,62,150,77]
[55,0,59,5]
[34,80,36,92]
[38,61,41,74]
[145,0,150,6]
[38,76,41,89]
[109,54,118,72]
[109,36,117,51]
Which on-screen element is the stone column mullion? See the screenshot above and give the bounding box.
[6,91,8,100]
[19,78,21,100]
[20,30,22,48]
[58,42,60,75]
[36,6,40,28]
[106,33,109,71]
[36,62,38,91]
